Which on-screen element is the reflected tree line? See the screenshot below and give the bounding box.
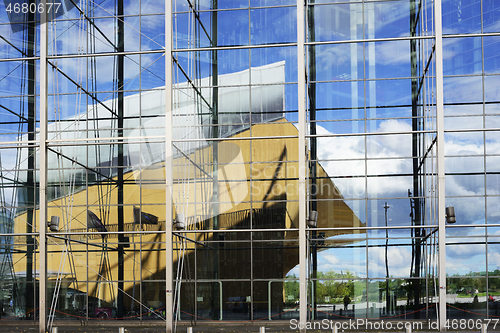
[284,269,500,307]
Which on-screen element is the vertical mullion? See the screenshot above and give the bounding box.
[38,0,48,332]
[297,0,307,330]
[434,0,446,330]
[165,0,174,331]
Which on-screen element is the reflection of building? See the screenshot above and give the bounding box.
[11,63,363,319]
[16,62,286,207]
[1,0,500,331]
[12,120,364,313]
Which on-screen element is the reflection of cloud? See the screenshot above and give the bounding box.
[321,253,340,266]
[444,139,483,156]
[446,242,486,275]
[368,246,412,278]
[315,44,352,74]
[447,242,484,258]
[317,119,412,197]
[488,251,500,271]
[444,76,483,104]
[445,176,482,197]
[375,41,410,65]
[318,249,366,278]
[315,41,411,78]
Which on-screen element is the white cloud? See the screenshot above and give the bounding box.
[488,251,500,271]
[368,246,412,278]
[318,248,367,278]
[317,119,413,198]
[446,242,486,275]
[447,242,484,259]
[375,41,410,66]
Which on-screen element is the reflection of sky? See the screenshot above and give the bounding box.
[298,2,499,278]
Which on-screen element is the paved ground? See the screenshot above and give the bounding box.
[0,320,498,333]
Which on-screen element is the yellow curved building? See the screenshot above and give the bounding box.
[12,118,364,316]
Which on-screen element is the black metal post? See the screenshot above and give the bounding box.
[410,0,422,317]
[307,0,318,319]
[117,0,125,319]
[26,1,36,318]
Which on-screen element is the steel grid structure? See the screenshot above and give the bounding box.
[1,0,500,332]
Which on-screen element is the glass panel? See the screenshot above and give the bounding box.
[446,238,486,276]
[367,176,412,199]
[366,79,412,108]
[446,156,484,173]
[485,76,500,103]
[483,0,500,33]
[487,197,500,224]
[445,115,483,131]
[1,61,34,97]
[141,1,165,14]
[310,43,363,82]
[318,160,365,177]
[447,132,484,156]
[140,15,165,51]
[445,196,485,225]
[486,131,500,154]
[442,0,481,34]
[484,36,500,74]
[250,7,296,45]
[217,0,249,9]
[485,116,500,129]
[367,107,412,119]
[445,104,483,116]
[314,120,364,135]
[311,3,363,42]
[488,243,500,275]
[251,46,297,82]
[218,10,249,47]
[367,158,412,176]
[217,48,250,76]
[312,279,366,320]
[316,81,364,110]
[445,174,484,196]
[446,226,485,237]
[368,241,413,279]
[329,178,366,199]
[222,281,251,320]
[141,282,166,319]
[488,278,500,317]
[443,37,482,76]
[367,279,429,320]
[444,76,483,104]
[252,0,296,6]
[447,277,486,320]
[316,245,367,279]
[0,31,27,58]
[367,133,412,158]
[367,200,418,227]
[364,1,412,40]
[316,108,364,121]
[366,40,411,79]
[191,281,222,320]
[486,173,500,195]
[315,200,366,228]
[254,280,289,320]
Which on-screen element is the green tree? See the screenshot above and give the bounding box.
[284,274,299,303]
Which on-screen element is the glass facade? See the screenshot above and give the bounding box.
[0,0,499,331]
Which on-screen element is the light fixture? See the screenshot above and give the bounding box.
[174,213,185,230]
[47,216,60,232]
[307,210,318,228]
[445,206,456,223]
